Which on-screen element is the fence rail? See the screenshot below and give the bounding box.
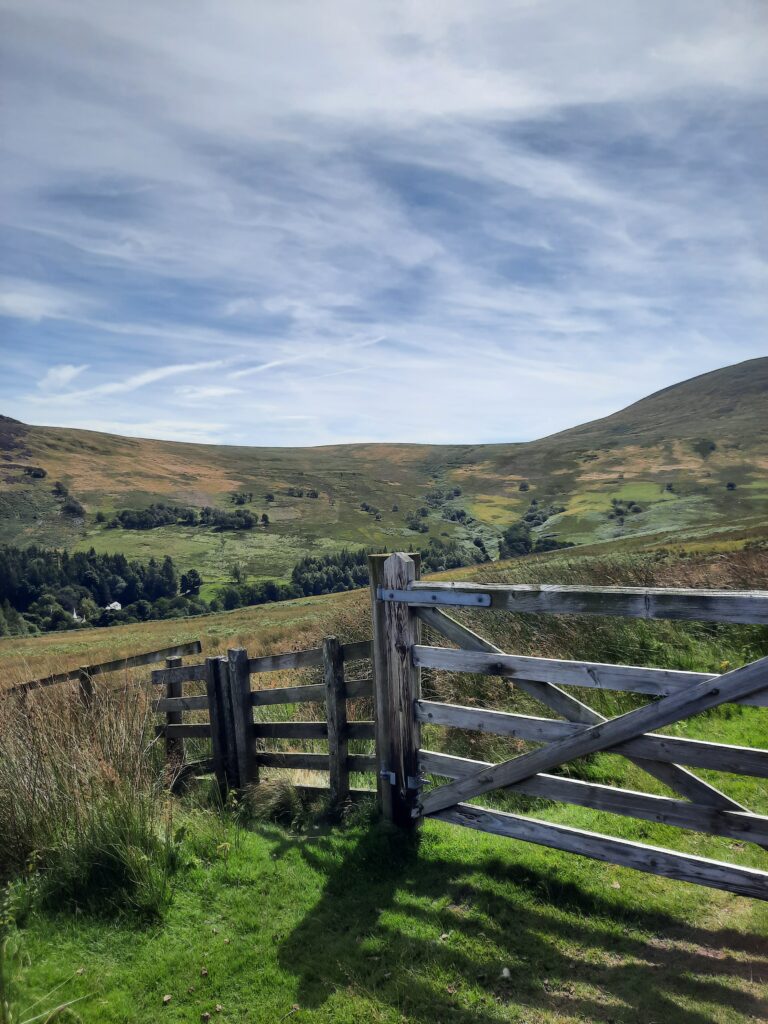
[7,640,203,696]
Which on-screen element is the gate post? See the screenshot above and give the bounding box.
[227,648,257,789]
[369,552,421,828]
[323,635,349,808]
[205,656,229,794]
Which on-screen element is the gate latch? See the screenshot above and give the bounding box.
[379,768,396,785]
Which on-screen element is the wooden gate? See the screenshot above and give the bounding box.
[368,553,768,900]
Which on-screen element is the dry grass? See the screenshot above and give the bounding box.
[0,676,178,917]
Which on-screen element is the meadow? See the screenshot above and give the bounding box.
[1,543,767,1023]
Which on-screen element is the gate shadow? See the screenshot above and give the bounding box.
[274,825,768,1024]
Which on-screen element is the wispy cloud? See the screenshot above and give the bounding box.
[38,363,89,391]
[1,1,765,443]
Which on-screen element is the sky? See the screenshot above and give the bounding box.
[0,1,766,446]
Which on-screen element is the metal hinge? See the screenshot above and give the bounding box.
[377,587,491,608]
[407,774,428,791]
[380,770,427,791]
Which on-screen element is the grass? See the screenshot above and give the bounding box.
[2,543,768,1022]
[8,816,768,1024]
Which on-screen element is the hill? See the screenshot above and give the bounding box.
[1,358,766,589]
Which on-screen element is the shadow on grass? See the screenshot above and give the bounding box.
[275,824,768,1024]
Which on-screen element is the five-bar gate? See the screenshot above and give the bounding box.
[368,553,768,900]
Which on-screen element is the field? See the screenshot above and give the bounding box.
[2,544,767,1022]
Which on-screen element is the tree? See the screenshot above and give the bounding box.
[160,556,178,597]
[95,510,106,523]
[180,569,202,595]
[498,522,533,559]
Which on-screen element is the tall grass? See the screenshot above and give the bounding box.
[0,679,179,919]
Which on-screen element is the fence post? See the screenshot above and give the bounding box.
[227,648,256,789]
[372,552,422,828]
[205,656,228,794]
[164,655,184,765]
[323,635,349,808]
[77,668,93,707]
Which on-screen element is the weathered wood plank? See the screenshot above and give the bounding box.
[10,640,203,695]
[253,722,328,739]
[418,607,748,812]
[345,677,373,699]
[247,647,323,674]
[254,752,377,772]
[251,682,325,706]
[151,662,207,687]
[415,700,768,776]
[383,553,422,828]
[164,656,184,763]
[341,639,373,663]
[413,645,768,708]
[324,636,349,806]
[420,653,768,816]
[418,750,768,846]
[257,751,330,770]
[430,803,768,900]
[153,694,210,713]
[156,723,212,738]
[250,721,375,741]
[347,722,376,740]
[408,582,768,624]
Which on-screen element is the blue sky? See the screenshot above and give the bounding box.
[0,0,766,445]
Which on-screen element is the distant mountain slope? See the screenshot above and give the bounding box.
[1,359,766,583]
[540,357,768,447]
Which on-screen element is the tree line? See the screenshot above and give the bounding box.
[0,545,207,635]
[104,502,270,531]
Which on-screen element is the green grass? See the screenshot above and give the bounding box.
[3,543,768,1022]
[9,815,768,1024]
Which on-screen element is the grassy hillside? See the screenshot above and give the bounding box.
[1,358,766,589]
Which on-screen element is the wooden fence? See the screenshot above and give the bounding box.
[151,637,376,803]
[14,553,768,901]
[368,553,768,901]
[6,640,203,698]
